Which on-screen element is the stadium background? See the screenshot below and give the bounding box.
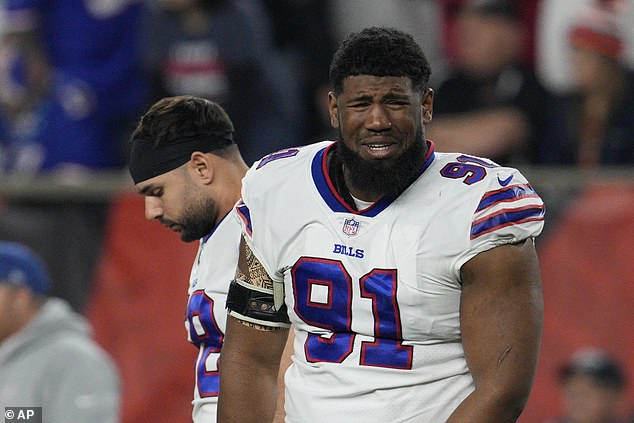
[0,0,633,421]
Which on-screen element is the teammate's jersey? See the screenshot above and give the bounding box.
[185,212,241,423]
[235,141,545,422]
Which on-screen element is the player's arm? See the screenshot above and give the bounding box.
[446,239,543,423]
[273,331,294,423]
[217,237,290,423]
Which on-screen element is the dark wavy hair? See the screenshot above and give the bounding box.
[329,27,431,95]
[130,95,235,148]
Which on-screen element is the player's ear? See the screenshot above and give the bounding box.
[190,152,214,184]
[422,88,433,124]
[328,91,340,128]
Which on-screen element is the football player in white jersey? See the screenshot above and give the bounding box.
[128,96,289,422]
[218,27,545,423]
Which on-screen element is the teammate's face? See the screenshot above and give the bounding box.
[454,12,520,77]
[136,167,218,242]
[328,75,433,198]
[0,284,22,344]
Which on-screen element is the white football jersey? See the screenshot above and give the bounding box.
[235,141,545,422]
[185,212,241,423]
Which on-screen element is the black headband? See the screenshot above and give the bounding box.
[129,131,234,184]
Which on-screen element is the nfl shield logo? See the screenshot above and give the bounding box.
[342,218,360,236]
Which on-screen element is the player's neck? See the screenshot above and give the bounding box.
[327,147,379,209]
[343,171,382,203]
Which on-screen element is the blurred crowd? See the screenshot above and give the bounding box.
[0,0,632,175]
[0,2,633,422]
[546,348,630,423]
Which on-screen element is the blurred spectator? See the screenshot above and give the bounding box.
[537,0,634,94]
[427,0,556,165]
[141,0,302,165]
[0,0,147,176]
[262,0,338,143]
[537,1,634,166]
[542,348,628,423]
[328,0,445,87]
[440,0,540,71]
[0,0,143,309]
[0,241,120,423]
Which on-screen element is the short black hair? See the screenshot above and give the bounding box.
[130,95,235,148]
[328,26,431,95]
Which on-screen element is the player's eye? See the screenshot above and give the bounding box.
[385,98,409,106]
[349,101,370,109]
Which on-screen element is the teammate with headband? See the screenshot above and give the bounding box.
[128,95,290,422]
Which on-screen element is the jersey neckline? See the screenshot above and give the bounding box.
[201,209,232,243]
[311,141,435,217]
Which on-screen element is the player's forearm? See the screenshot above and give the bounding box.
[217,355,279,423]
[217,316,286,423]
[444,384,530,423]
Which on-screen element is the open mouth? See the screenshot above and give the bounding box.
[367,143,392,151]
[361,140,398,159]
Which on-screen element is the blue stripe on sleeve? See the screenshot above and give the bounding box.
[235,203,252,236]
[476,184,538,212]
[470,206,545,239]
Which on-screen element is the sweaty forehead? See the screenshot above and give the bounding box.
[340,75,414,96]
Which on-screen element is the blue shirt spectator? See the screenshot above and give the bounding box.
[0,0,147,173]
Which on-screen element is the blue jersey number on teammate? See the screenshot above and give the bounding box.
[292,258,412,370]
[187,290,224,397]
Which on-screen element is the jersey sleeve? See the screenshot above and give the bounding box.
[233,144,320,282]
[453,167,545,272]
[234,184,283,284]
[230,146,318,328]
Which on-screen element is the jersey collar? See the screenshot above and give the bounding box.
[311,140,435,217]
[201,210,231,243]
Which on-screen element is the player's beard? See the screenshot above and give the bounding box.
[176,195,218,242]
[338,127,427,199]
